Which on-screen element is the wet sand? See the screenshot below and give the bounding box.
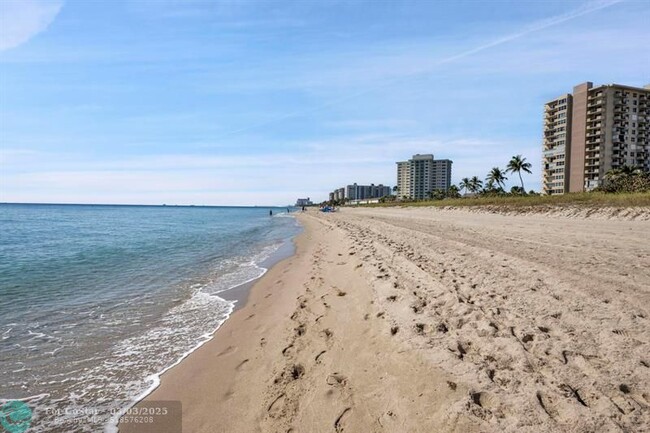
[120,206,650,433]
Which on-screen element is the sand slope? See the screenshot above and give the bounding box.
[121,207,649,433]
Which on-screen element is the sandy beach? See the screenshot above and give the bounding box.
[120,206,650,433]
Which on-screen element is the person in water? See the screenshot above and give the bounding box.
[269,209,273,216]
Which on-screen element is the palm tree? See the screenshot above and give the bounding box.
[459,177,471,196]
[484,178,496,192]
[447,184,460,198]
[605,165,643,181]
[486,167,508,190]
[506,155,532,191]
[469,176,483,194]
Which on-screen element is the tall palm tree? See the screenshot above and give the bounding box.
[469,176,483,194]
[506,155,532,191]
[486,167,508,190]
[459,177,471,196]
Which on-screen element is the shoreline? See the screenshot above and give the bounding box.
[117,214,308,432]
[120,207,649,433]
[113,220,301,433]
[219,229,299,311]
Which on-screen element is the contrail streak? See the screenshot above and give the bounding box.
[213,0,624,139]
[433,0,623,66]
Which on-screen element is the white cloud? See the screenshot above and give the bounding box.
[0,0,63,51]
[1,131,541,205]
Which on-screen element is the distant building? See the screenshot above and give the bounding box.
[328,183,391,203]
[396,154,453,200]
[328,189,343,202]
[344,183,391,201]
[295,197,313,206]
[542,82,650,195]
[334,187,345,202]
[396,161,411,198]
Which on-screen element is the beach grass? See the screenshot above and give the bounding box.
[364,192,650,208]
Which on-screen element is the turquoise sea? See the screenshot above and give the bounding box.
[0,203,300,432]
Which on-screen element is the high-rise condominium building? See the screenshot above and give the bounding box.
[542,82,650,195]
[328,184,391,202]
[396,161,411,199]
[344,183,391,201]
[396,154,453,200]
[295,198,313,206]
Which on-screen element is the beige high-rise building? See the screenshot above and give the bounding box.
[396,154,452,200]
[396,161,411,198]
[542,94,572,194]
[542,82,650,194]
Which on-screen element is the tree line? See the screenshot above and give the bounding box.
[423,154,534,200]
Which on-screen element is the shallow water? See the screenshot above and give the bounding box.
[0,203,300,432]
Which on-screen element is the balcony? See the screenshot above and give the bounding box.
[587,99,604,108]
[585,136,602,142]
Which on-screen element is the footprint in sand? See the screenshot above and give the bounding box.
[217,346,237,357]
[326,373,347,386]
[315,350,326,363]
[334,407,352,432]
[235,359,249,371]
[267,393,286,417]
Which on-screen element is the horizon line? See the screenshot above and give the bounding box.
[0,202,297,208]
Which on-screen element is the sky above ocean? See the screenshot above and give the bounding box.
[1,0,649,205]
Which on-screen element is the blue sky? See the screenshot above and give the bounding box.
[1,0,649,205]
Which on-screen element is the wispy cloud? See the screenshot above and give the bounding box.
[1,131,540,205]
[0,0,63,51]
[191,0,624,139]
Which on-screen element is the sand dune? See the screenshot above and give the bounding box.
[121,206,649,433]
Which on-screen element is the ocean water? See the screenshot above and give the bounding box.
[0,203,301,432]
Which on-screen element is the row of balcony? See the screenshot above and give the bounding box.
[587,99,604,108]
[586,130,603,138]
